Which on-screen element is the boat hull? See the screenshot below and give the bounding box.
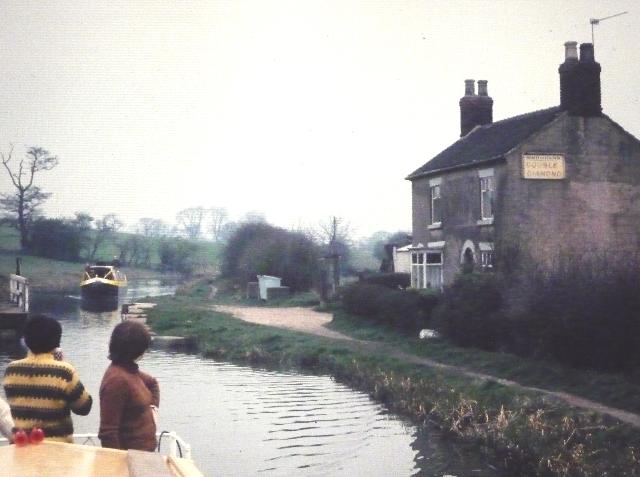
[80,280,122,299]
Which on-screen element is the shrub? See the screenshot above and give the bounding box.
[158,238,207,275]
[341,283,439,333]
[28,218,83,261]
[511,259,640,371]
[432,272,504,351]
[221,222,320,292]
[359,272,410,289]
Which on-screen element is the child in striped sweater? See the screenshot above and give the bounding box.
[3,315,93,443]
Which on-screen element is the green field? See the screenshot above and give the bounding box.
[0,224,222,290]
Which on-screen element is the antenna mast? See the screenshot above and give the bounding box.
[590,11,628,46]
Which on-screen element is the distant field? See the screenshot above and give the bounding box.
[0,225,20,251]
[0,224,222,289]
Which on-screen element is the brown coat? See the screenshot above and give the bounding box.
[98,362,159,451]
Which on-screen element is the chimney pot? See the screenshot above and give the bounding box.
[464,79,475,96]
[580,43,595,62]
[459,79,492,136]
[477,80,488,96]
[558,41,601,116]
[564,41,578,60]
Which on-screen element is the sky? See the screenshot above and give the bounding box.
[0,0,638,238]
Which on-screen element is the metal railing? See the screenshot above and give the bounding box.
[8,274,29,312]
[0,431,192,459]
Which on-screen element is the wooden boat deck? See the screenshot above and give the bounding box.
[0,441,205,477]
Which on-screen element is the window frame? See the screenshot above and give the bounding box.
[479,169,494,221]
[478,242,494,270]
[480,176,494,220]
[411,250,443,290]
[429,177,442,227]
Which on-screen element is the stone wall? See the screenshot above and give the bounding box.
[411,164,502,284]
[499,114,640,272]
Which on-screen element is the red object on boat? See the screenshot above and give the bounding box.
[14,430,28,446]
[30,428,45,444]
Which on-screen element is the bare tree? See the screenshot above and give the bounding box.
[89,213,123,260]
[176,207,207,240]
[134,218,169,267]
[317,216,352,255]
[208,206,229,242]
[137,217,169,238]
[0,146,58,248]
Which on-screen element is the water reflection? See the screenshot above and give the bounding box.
[0,280,498,476]
[80,297,119,312]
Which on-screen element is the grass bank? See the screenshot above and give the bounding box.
[147,284,640,476]
[328,310,640,416]
[0,250,176,292]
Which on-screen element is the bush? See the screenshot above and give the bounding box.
[359,272,410,289]
[431,258,640,372]
[341,283,439,333]
[221,222,320,292]
[511,259,640,371]
[432,272,504,351]
[158,239,206,275]
[28,218,83,261]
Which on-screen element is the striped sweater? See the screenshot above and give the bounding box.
[3,352,93,442]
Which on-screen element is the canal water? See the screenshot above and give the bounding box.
[0,281,497,477]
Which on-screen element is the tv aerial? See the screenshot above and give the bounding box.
[590,11,628,46]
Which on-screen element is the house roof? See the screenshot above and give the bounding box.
[406,106,563,180]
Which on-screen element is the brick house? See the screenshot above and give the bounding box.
[406,42,640,289]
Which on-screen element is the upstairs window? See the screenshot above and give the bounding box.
[480,173,494,220]
[430,178,442,225]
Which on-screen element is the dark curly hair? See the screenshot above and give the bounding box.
[108,320,151,364]
[24,314,62,353]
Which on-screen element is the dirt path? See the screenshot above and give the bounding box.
[213,305,640,428]
[214,305,354,341]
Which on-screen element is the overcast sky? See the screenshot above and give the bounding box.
[0,0,638,238]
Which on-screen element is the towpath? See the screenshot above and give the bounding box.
[213,304,640,429]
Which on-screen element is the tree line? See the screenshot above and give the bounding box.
[0,145,408,279]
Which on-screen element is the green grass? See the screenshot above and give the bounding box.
[0,225,20,251]
[328,310,640,416]
[146,286,640,475]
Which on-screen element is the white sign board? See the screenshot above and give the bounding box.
[522,154,566,179]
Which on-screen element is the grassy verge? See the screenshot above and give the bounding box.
[328,310,640,416]
[147,287,640,476]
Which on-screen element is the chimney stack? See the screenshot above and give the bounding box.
[459,79,493,137]
[559,41,601,116]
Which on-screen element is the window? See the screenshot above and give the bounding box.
[426,252,443,289]
[480,251,494,269]
[480,175,494,220]
[430,184,441,225]
[411,252,425,288]
[413,248,443,290]
[478,242,494,269]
